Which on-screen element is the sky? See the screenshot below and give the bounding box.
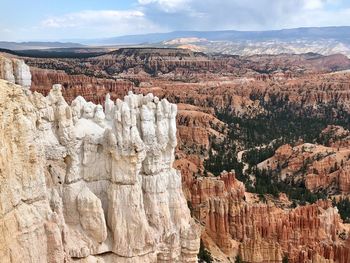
[1,0,350,41]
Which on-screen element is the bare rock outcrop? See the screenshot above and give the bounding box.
[5,50,350,263]
[0,80,52,263]
[0,72,200,262]
[190,172,350,263]
[0,56,31,88]
[191,172,245,255]
[30,67,133,104]
[258,142,350,194]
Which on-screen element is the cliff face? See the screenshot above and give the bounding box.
[175,103,227,198]
[30,68,133,104]
[0,79,52,262]
[191,172,245,256]
[6,50,350,263]
[0,56,31,88]
[190,172,350,263]
[258,139,350,194]
[27,52,350,120]
[0,69,200,262]
[25,49,350,81]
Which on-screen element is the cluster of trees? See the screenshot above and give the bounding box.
[204,136,326,205]
[205,96,350,203]
[250,168,326,204]
[197,239,213,263]
[199,249,289,263]
[242,145,278,167]
[333,198,350,223]
[204,136,244,180]
[217,95,350,150]
[283,255,289,263]
[234,255,243,263]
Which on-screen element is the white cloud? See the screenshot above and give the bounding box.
[1,28,12,33]
[137,0,307,30]
[303,0,326,10]
[42,10,145,28]
[40,9,165,38]
[136,0,350,31]
[31,0,350,40]
[289,7,350,27]
[302,0,339,10]
[138,0,190,12]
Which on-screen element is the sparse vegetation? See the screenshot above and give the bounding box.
[198,239,213,263]
[333,198,350,223]
[242,145,279,167]
[204,136,243,179]
[235,255,243,263]
[282,255,289,263]
[250,168,326,204]
[201,96,350,203]
[217,96,350,149]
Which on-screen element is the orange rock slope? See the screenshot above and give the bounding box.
[190,172,350,263]
[258,129,350,195]
[30,67,133,104]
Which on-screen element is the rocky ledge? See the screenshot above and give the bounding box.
[0,74,200,262]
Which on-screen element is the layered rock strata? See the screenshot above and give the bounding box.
[5,52,350,262]
[0,56,31,88]
[0,76,200,262]
[258,141,350,194]
[30,68,133,104]
[190,172,350,263]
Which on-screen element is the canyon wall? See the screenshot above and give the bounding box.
[5,53,350,263]
[32,72,349,119]
[258,140,350,195]
[0,58,200,262]
[190,172,350,263]
[30,68,133,104]
[0,55,31,88]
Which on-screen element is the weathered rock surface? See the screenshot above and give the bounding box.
[30,67,133,104]
[26,50,350,121]
[174,103,227,198]
[190,172,350,263]
[0,56,31,88]
[191,172,245,256]
[5,50,350,263]
[25,49,350,81]
[258,139,350,194]
[0,70,200,262]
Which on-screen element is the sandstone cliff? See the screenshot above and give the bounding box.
[258,140,350,195]
[30,67,133,104]
[0,76,200,262]
[25,49,350,82]
[0,56,31,88]
[190,172,350,263]
[6,51,350,263]
[27,51,350,121]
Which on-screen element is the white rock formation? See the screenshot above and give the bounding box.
[0,67,200,262]
[0,56,31,88]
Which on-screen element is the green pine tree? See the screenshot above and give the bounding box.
[282,255,289,263]
[198,239,213,263]
[235,255,243,263]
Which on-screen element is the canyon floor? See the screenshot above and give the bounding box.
[1,48,350,263]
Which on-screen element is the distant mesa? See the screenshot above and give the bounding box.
[2,26,350,58]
